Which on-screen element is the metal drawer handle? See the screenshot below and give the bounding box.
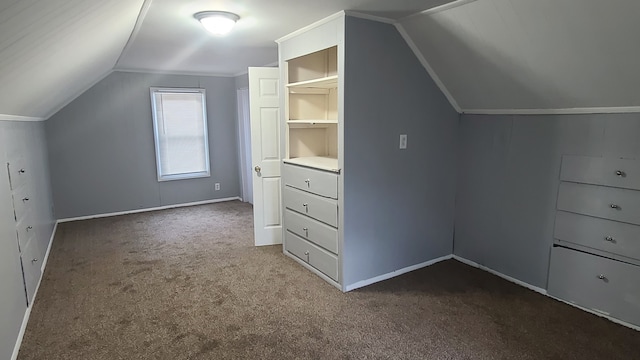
[303,227,308,237]
[19,169,25,174]
[304,179,310,187]
[26,226,33,231]
[304,251,309,255]
[302,203,308,213]
[610,204,620,210]
[31,258,38,263]
[597,274,607,281]
[22,197,29,202]
[615,170,626,177]
[604,236,616,243]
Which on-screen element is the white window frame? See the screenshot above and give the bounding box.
[150,87,211,181]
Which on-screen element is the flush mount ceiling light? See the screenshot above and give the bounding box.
[194,11,240,36]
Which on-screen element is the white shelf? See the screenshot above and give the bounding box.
[283,157,340,173]
[287,120,338,128]
[287,75,338,92]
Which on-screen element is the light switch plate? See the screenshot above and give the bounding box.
[399,134,407,149]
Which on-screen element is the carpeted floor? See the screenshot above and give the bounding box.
[18,201,640,359]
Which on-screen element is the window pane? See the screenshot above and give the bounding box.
[151,89,210,181]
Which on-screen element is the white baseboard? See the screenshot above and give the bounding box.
[12,220,59,360]
[58,197,241,223]
[344,254,453,292]
[452,255,640,332]
[452,255,547,295]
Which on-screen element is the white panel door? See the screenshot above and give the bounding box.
[249,67,282,246]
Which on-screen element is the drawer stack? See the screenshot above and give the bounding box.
[282,163,339,284]
[7,159,40,304]
[548,155,640,326]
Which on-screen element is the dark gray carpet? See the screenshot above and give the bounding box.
[18,201,640,359]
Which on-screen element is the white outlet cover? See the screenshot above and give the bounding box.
[399,134,407,149]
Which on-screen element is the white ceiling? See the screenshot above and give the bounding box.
[0,0,145,119]
[115,0,453,75]
[399,0,640,112]
[1,0,639,119]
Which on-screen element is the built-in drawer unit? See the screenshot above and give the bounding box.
[283,163,338,199]
[16,214,35,251]
[283,186,337,227]
[11,185,32,222]
[561,155,640,191]
[555,211,640,262]
[557,182,640,225]
[548,246,640,327]
[285,209,338,254]
[21,237,42,305]
[7,159,28,190]
[285,231,338,281]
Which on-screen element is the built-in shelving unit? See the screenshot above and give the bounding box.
[285,45,339,167]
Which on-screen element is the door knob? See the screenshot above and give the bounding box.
[254,166,261,173]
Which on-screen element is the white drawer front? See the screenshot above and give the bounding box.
[285,231,338,281]
[561,155,640,191]
[16,214,35,251]
[21,237,42,305]
[555,211,640,261]
[548,247,640,326]
[285,209,338,254]
[283,163,338,199]
[11,186,32,222]
[284,186,337,227]
[557,182,640,225]
[7,158,28,190]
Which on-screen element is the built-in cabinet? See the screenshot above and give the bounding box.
[0,121,55,360]
[278,20,343,288]
[548,155,640,327]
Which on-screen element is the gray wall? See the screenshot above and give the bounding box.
[455,113,640,288]
[0,120,55,360]
[342,17,459,287]
[46,71,240,219]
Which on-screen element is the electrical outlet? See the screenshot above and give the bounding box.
[215,183,220,191]
[399,134,407,149]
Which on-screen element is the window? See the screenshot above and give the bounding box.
[150,88,210,181]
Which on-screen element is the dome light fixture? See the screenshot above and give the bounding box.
[194,11,240,36]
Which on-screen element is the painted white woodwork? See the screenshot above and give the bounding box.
[548,246,640,327]
[285,231,339,281]
[557,182,640,226]
[399,0,640,111]
[0,0,145,118]
[561,156,640,191]
[283,157,340,173]
[285,209,338,254]
[249,67,283,246]
[283,163,338,198]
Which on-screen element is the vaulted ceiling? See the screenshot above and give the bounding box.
[1,0,638,120]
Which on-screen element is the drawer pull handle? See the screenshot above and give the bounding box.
[22,197,29,202]
[610,204,620,210]
[615,170,626,177]
[304,251,309,255]
[604,236,616,243]
[597,274,607,281]
[26,226,33,231]
[303,227,309,237]
[19,169,25,174]
[304,179,310,187]
[302,203,308,213]
[31,258,38,263]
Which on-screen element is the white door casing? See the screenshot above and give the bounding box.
[248,67,282,246]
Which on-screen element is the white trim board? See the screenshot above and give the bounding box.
[114,0,153,69]
[394,23,462,114]
[0,114,45,122]
[462,106,640,115]
[112,68,236,78]
[452,255,547,294]
[344,11,396,24]
[548,294,640,332]
[399,0,479,22]
[344,254,453,291]
[58,197,241,223]
[11,221,59,360]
